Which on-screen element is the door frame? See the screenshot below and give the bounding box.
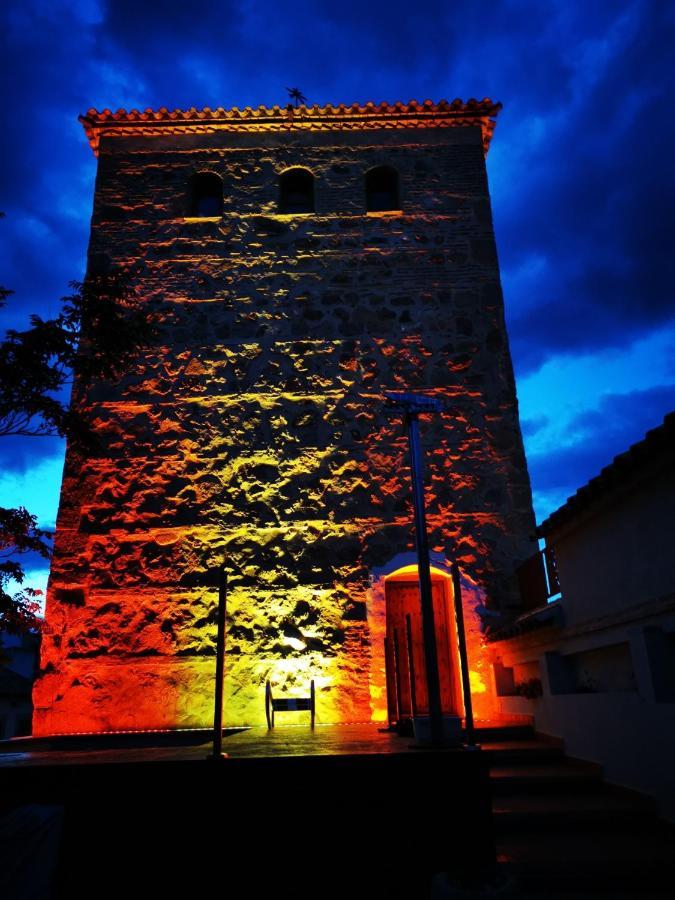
[383,566,462,726]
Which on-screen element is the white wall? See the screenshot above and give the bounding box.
[552,466,675,628]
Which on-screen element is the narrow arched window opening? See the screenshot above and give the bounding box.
[279,168,314,214]
[366,166,399,212]
[187,172,223,218]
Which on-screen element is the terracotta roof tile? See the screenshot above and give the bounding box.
[79,98,502,156]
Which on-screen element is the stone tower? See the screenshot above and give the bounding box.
[33,99,537,735]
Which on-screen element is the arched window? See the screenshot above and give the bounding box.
[279,168,314,214]
[187,172,223,217]
[366,166,399,212]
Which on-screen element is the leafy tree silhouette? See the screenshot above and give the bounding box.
[0,220,158,633]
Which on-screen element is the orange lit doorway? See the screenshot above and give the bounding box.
[384,568,461,727]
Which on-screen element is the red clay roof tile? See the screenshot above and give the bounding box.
[78,98,502,156]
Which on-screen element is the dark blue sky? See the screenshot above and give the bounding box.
[1,1,674,592]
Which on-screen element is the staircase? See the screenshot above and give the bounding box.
[480,725,675,897]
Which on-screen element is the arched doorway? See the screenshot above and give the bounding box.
[384,566,462,728]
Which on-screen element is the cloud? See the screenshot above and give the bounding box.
[518,321,675,456]
[5,549,53,575]
[0,435,65,475]
[2,0,672,350]
[0,452,66,529]
[495,3,675,371]
[526,383,675,521]
[1,0,674,535]
[521,415,549,439]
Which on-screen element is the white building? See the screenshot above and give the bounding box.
[488,412,675,820]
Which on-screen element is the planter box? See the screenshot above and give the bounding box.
[413,715,462,746]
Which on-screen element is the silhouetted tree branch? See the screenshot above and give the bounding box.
[0,233,158,632]
[0,507,50,633]
[0,271,157,442]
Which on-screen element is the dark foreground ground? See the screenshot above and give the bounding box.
[1,723,674,899]
[0,723,494,900]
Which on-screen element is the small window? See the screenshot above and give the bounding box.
[187,172,223,218]
[366,166,399,212]
[279,168,314,214]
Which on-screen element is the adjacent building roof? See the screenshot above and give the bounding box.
[79,98,502,156]
[538,411,675,537]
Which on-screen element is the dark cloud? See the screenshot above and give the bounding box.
[0,3,97,328]
[1,0,674,512]
[527,384,675,498]
[97,0,457,106]
[521,415,549,439]
[2,1,672,344]
[0,435,65,475]
[7,548,54,575]
[495,4,675,372]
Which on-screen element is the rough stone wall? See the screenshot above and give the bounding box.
[34,124,537,734]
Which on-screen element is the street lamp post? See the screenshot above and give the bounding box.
[385,392,445,746]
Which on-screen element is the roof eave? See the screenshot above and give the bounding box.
[79,98,502,157]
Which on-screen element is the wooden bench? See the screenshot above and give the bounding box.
[265,680,315,729]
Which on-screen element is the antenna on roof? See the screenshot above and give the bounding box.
[286,87,308,108]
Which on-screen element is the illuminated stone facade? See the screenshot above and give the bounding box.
[34,101,537,734]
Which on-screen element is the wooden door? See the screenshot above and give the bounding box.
[385,579,459,722]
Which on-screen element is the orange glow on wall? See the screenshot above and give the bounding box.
[365,562,498,727]
[33,97,535,736]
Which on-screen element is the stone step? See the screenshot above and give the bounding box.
[480,730,672,894]
[490,759,603,793]
[493,783,657,832]
[481,737,565,765]
[472,723,535,743]
[497,827,675,892]
[499,826,675,864]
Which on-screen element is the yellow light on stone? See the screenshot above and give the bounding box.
[35,98,535,736]
[283,636,307,651]
[469,670,487,694]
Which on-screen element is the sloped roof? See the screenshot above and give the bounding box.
[538,411,675,537]
[79,98,501,156]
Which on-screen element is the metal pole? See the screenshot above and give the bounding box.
[211,566,227,759]
[405,613,418,718]
[406,412,444,746]
[392,627,403,727]
[451,561,475,747]
[384,637,394,728]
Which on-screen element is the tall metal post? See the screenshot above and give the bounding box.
[451,561,476,747]
[211,565,228,759]
[405,613,418,717]
[405,410,445,746]
[385,391,444,745]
